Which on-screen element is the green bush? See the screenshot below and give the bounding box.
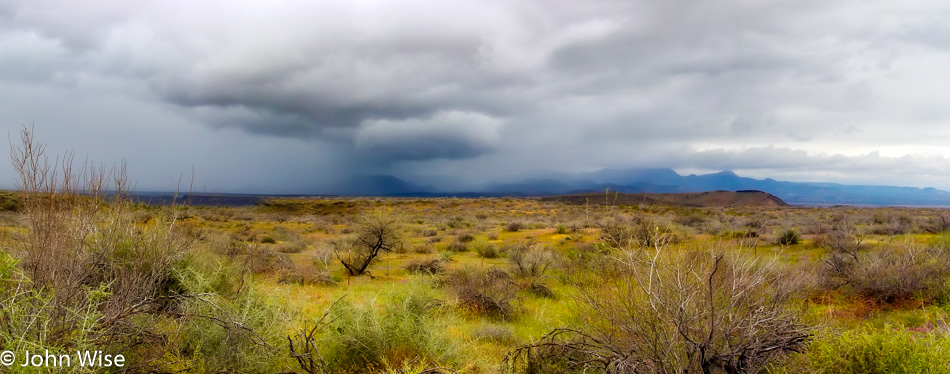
[779,229,801,245]
[474,243,501,258]
[776,327,950,373]
[318,285,457,372]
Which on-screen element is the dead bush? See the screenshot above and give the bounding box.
[922,214,950,234]
[824,239,950,304]
[521,279,555,299]
[276,239,307,253]
[0,127,274,362]
[508,239,557,278]
[446,241,468,252]
[244,242,293,274]
[405,259,445,275]
[444,267,517,319]
[599,218,675,249]
[507,243,809,373]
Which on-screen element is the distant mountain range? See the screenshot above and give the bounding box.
[329,168,950,206]
[542,190,791,208]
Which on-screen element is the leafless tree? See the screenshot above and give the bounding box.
[334,211,403,276]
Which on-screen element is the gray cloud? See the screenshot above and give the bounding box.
[3,0,950,191]
[354,111,503,162]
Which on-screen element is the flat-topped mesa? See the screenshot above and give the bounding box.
[541,190,791,208]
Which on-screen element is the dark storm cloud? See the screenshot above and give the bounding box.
[354,111,503,162]
[3,0,950,190]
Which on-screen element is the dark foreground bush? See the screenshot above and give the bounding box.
[2,128,286,372]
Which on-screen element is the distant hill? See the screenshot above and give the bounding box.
[483,168,950,206]
[127,168,950,207]
[543,190,790,208]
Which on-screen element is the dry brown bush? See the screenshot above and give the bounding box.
[443,267,517,319]
[507,238,557,278]
[405,258,445,274]
[507,242,809,373]
[823,238,950,304]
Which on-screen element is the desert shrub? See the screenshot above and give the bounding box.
[922,214,950,234]
[446,216,469,229]
[444,267,517,319]
[474,243,502,258]
[261,236,277,244]
[555,224,569,235]
[778,229,801,245]
[405,259,445,275]
[457,233,475,242]
[599,218,675,249]
[487,232,500,240]
[523,279,555,299]
[676,213,707,228]
[508,239,556,278]
[505,221,524,232]
[413,245,435,254]
[244,243,294,274]
[2,128,283,372]
[446,241,468,252]
[507,243,809,373]
[0,192,23,212]
[276,239,307,253]
[3,130,197,355]
[526,220,548,230]
[776,327,950,373]
[292,285,456,373]
[825,241,950,304]
[202,230,236,255]
[816,227,865,254]
[166,280,291,373]
[745,217,765,229]
[869,213,914,235]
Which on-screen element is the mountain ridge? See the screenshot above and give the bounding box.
[341,168,950,206]
[542,190,790,208]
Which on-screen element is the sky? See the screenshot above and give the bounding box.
[2,0,950,193]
